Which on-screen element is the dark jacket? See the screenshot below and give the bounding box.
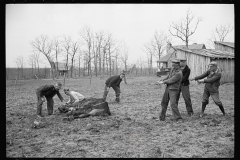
[105,75,122,88]
[194,68,221,92]
[36,85,63,101]
[181,65,190,86]
[163,67,182,90]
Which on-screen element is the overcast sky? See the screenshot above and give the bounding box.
[6,4,234,68]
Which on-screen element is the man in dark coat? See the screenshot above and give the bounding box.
[158,59,183,122]
[190,61,225,117]
[102,72,127,102]
[176,57,194,116]
[36,82,64,117]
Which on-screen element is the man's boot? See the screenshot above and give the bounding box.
[37,102,44,118]
[115,97,120,103]
[199,103,207,117]
[115,93,120,103]
[218,104,226,115]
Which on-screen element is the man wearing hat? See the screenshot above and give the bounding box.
[158,59,183,122]
[190,61,225,117]
[36,82,64,117]
[102,72,127,103]
[176,57,194,117]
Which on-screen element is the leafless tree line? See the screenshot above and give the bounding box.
[29,26,130,80]
[11,9,233,80]
[28,52,40,78]
[15,56,24,79]
[143,30,169,74]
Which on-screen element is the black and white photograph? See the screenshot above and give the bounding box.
[6,4,234,158]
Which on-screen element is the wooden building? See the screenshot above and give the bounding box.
[55,62,72,76]
[171,48,234,84]
[214,41,234,53]
[158,43,206,68]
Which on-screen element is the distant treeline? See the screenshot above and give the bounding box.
[6,68,51,80]
[6,67,158,80]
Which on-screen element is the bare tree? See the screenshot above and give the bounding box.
[92,32,99,77]
[152,30,167,60]
[208,24,233,49]
[28,54,35,77]
[52,37,62,78]
[70,40,79,78]
[31,35,55,79]
[79,26,94,76]
[143,41,155,74]
[169,9,202,48]
[107,33,115,76]
[102,38,109,75]
[96,31,107,76]
[33,52,40,75]
[120,43,129,72]
[214,25,233,42]
[78,52,81,77]
[62,36,72,78]
[107,34,121,76]
[136,57,145,75]
[93,31,105,76]
[15,56,24,79]
[113,49,120,74]
[83,54,86,76]
[28,52,41,78]
[112,60,115,74]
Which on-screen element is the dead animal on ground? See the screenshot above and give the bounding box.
[59,97,111,121]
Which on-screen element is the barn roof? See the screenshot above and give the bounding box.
[158,51,175,62]
[174,43,206,50]
[158,43,234,63]
[177,48,235,59]
[214,41,234,48]
[158,43,206,62]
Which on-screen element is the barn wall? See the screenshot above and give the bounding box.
[215,43,234,53]
[214,58,234,83]
[167,49,234,84]
[176,50,210,84]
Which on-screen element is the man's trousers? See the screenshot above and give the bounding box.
[160,86,182,121]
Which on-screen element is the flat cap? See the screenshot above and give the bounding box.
[208,61,217,66]
[178,57,187,61]
[171,59,180,64]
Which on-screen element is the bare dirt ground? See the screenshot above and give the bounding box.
[6,76,234,158]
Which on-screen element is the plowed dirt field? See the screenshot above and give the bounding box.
[6,76,234,158]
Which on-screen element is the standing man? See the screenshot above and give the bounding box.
[102,72,127,103]
[176,57,194,117]
[158,59,183,122]
[190,61,225,117]
[36,82,64,118]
